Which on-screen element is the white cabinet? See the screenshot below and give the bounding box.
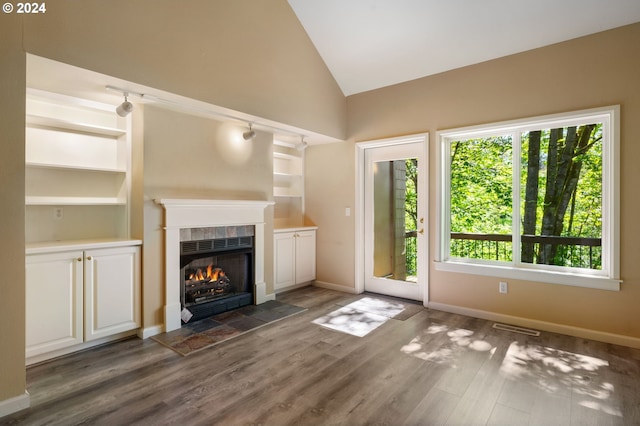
[274,228,317,291]
[294,230,316,283]
[26,242,141,361]
[25,251,84,357]
[84,246,141,341]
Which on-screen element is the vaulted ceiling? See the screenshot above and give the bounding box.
[288,0,640,96]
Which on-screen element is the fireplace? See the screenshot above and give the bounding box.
[156,198,274,332]
[180,235,254,322]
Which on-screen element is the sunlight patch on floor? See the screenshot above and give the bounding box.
[401,323,496,367]
[312,297,406,337]
[500,341,622,417]
[346,297,406,318]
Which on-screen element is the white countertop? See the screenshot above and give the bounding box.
[26,238,142,255]
[274,226,318,233]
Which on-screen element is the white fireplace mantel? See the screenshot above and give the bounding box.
[156,198,275,332]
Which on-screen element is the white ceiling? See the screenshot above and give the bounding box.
[288,0,640,96]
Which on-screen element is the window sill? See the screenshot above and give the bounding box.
[434,260,621,291]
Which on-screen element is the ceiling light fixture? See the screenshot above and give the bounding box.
[296,136,308,151]
[243,123,256,140]
[116,93,133,117]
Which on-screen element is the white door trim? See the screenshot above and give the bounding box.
[355,133,429,305]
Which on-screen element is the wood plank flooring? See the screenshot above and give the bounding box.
[3,286,640,425]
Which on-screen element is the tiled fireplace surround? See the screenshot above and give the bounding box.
[156,199,275,332]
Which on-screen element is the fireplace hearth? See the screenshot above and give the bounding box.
[180,236,254,323]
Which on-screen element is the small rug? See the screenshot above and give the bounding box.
[313,296,424,337]
[152,300,306,356]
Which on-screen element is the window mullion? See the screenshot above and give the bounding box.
[512,131,521,266]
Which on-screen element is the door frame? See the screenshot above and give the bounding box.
[355,133,429,306]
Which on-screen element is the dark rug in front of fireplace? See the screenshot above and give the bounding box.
[151,300,306,356]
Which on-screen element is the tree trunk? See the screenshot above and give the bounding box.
[537,125,596,265]
[538,128,562,264]
[521,130,541,263]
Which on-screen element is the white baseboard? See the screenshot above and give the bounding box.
[138,324,164,339]
[313,280,360,294]
[428,301,640,349]
[260,292,276,302]
[0,391,30,418]
[274,282,311,294]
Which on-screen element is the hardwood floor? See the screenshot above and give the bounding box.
[4,286,640,425]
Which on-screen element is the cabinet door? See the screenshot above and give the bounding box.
[26,251,84,357]
[274,232,296,290]
[84,246,141,341]
[295,230,316,284]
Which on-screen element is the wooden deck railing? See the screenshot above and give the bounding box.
[448,232,602,269]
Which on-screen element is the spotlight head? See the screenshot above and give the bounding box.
[242,129,256,140]
[243,123,256,140]
[116,100,133,117]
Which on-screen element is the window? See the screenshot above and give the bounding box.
[436,107,620,290]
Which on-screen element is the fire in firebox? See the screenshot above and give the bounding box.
[184,264,236,304]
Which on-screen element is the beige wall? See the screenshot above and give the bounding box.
[0,15,26,403]
[142,105,274,327]
[305,141,355,289]
[1,0,343,409]
[329,23,639,341]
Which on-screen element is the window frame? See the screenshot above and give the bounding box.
[435,106,621,291]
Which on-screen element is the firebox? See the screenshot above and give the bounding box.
[180,236,254,323]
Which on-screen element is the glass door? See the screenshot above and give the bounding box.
[364,140,426,301]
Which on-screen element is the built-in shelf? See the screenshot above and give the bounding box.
[26,162,126,174]
[273,151,299,161]
[273,171,300,178]
[273,189,302,198]
[26,196,127,206]
[273,141,305,227]
[25,89,132,244]
[26,114,126,137]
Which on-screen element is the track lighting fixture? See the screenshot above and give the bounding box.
[243,123,256,140]
[106,86,319,143]
[296,136,308,152]
[116,93,133,117]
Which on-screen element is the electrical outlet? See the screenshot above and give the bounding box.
[53,207,63,220]
[499,281,508,294]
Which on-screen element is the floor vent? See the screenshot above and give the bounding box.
[492,323,540,336]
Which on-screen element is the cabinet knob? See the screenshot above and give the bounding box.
[86,256,93,261]
[77,257,82,262]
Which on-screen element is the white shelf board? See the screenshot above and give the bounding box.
[26,238,142,255]
[273,190,303,198]
[26,114,126,137]
[26,162,126,174]
[273,152,300,161]
[274,171,302,178]
[26,196,127,206]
